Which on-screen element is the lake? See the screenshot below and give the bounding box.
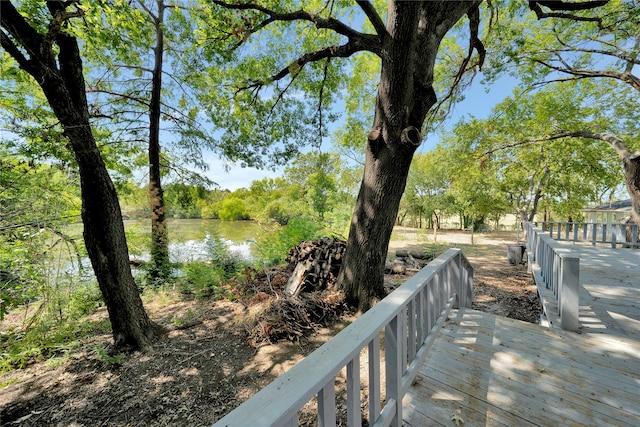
[123,219,265,263]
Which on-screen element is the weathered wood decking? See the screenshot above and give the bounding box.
[404,246,640,426]
[403,309,640,426]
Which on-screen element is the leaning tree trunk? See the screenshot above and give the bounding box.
[71,125,163,350]
[338,132,419,310]
[0,1,163,351]
[337,1,481,312]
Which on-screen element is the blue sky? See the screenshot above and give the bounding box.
[205,74,518,191]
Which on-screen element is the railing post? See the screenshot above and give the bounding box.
[368,339,380,424]
[560,254,580,332]
[612,229,617,248]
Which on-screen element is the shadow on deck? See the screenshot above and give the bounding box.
[403,308,640,426]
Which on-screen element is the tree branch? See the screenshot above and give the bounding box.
[236,41,369,93]
[551,31,640,67]
[211,1,374,44]
[531,0,609,12]
[426,5,485,123]
[0,29,30,71]
[482,128,638,164]
[482,131,574,157]
[355,0,387,40]
[528,0,606,24]
[0,1,49,76]
[534,59,640,91]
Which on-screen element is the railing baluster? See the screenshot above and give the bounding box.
[416,289,425,346]
[385,314,403,427]
[368,338,380,425]
[346,357,362,427]
[318,382,336,427]
[427,278,435,331]
[407,299,416,364]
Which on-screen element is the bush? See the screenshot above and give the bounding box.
[218,198,249,221]
[178,262,225,300]
[255,217,322,265]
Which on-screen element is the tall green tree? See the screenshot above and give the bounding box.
[487,0,640,223]
[442,81,627,226]
[404,149,460,239]
[205,0,607,311]
[0,1,162,351]
[79,0,219,282]
[207,0,488,311]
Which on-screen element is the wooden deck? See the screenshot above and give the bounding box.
[403,246,640,426]
[403,309,640,426]
[536,244,640,338]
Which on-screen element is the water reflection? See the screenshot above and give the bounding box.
[126,219,264,262]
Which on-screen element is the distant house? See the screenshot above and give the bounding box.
[582,199,632,224]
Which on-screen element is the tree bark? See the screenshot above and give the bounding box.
[337,1,481,311]
[147,0,171,281]
[1,1,163,351]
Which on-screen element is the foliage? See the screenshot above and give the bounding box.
[1,317,111,373]
[177,232,248,299]
[178,262,226,300]
[218,197,250,221]
[439,80,627,222]
[254,217,323,266]
[0,151,84,321]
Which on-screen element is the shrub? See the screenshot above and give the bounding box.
[178,262,225,300]
[255,217,322,265]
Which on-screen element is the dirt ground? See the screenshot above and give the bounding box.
[0,229,540,426]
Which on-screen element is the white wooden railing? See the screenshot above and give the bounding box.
[536,221,640,248]
[525,222,580,331]
[212,248,473,427]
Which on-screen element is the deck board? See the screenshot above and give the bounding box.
[567,245,640,338]
[403,309,640,427]
[404,244,640,427]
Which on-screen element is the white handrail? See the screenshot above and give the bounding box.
[212,248,473,427]
[525,222,580,331]
[535,221,640,248]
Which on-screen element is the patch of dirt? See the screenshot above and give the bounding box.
[1,233,541,427]
[469,254,541,324]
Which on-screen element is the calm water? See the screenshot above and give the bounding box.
[124,219,265,262]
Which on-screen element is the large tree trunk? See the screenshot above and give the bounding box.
[147,0,170,282]
[71,125,163,350]
[337,1,481,311]
[1,2,163,351]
